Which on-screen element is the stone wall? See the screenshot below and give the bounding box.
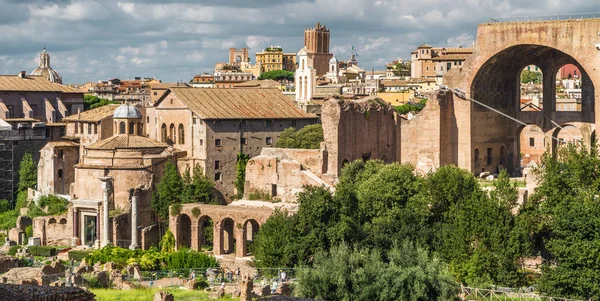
[33,212,72,246]
[322,98,400,177]
[399,90,458,174]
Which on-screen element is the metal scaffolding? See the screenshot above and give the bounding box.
[0,140,15,206]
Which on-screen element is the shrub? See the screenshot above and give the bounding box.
[247,189,273,202]
[171,203,182,216]
[164,249,219,270]
[25,225,33,238]
[160,230,175,253]
[69,250,92,261]
[191,207,201,218]
[28,246,57,257]
[8,245,19,256]
[38,195,69,215]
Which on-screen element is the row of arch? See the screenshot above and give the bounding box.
[160,123,185,145]
[297,76,310,100]
[115,121,143,135]
[175,214,259,257]
[473,123,594,173]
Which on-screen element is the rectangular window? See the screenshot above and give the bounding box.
[241,120,247,128]
[214,172,222,181]
[199,139,204,146]
[266,137,273,145]
[87,123,92,134]
[215,139,222,147]
[290,120,297,127]
[58,169,63,178]
[529,137,535,147]
[193,117,197,124]
[214,160,220,170]
[241,138,247,145]
[266,120,272,127]
[147,116,150,123]
[487,148,493,165]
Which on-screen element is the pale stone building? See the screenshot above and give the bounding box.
[146,87,318,200]
[411,45,473,78]
[295,48,317,103]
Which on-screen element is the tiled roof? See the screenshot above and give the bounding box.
[381,80,409,87]
[87,134,167,150]
[417,44,433,49]
[0,75,81,93]
[46,141,78,147]
[442,47,474,54]
[162,87,317,120]
[234,80,281,88]
[432,54,471,61]
[62,104,120,122]
[149,83,179,90]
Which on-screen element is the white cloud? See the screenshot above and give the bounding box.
[245,35,272,50]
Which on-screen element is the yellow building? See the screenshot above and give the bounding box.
[256,46,297,72]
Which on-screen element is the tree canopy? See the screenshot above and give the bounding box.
[252,161,529,290]
[275,124,324,149]
[18,151,37,193]
[520,70,542,84]
[84,95,119,110]
[258,70,294,82]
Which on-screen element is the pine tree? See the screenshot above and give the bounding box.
[18,151,37,192]
[152,161,183,221]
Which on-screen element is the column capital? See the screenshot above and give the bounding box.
[99,177,113,191]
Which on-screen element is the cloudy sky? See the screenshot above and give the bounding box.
[0,0,598,84]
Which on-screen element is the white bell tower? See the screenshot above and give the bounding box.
[295,48,316,103]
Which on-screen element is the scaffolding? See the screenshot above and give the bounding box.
[0,140,14,206]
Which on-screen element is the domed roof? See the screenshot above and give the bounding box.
[31,48,63,84]
[113,103,142,119]
[329,56,339,64]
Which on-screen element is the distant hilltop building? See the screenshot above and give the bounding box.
[31,48,63,84]
[304,22,334,76]
[410,44,473,78]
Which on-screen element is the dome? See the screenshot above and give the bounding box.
[113,103,142,119]
[329,56,339,64]
[30,48,63,84]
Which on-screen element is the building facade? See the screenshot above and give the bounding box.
[304,22,334,76]
[146,87,318,200]
[411,45,473,78]
[255,46,297,72]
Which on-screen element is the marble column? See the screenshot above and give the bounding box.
[129,188,140,250]
[99,177,113,248]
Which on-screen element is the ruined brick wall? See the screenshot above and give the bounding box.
[112,213,130,248]
[399,90,458,174]
[322,98,400,177]
[243,148,327,203]
[37,144,78,195]
[33,210,73,246]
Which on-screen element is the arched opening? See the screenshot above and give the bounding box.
[161,124,167,142]
[474,148,480,169]
[518,124,545,169]
[48,218,56,224]
[197,216,213,251]
[178,124,184,144]
[220,218,235,255]
[119,122,125,134]
[520,65,543,110]
[553,125,583,151]
[176,214,192,249]
[555,64,582,112]
[169,124,175,142]
[243,219,259,256]
[128,122,134,134]
[499,145,506,168]
[114,121,117,135]
[59,218,67,224]
[470,44,595,174]
[138,122,143,135]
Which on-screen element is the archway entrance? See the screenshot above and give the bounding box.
[553,125,584,151]
[518,124,545,169]
[220,218,235,255]
[197,216,213,251]
[243,219,260,256]
[176,214,191,249]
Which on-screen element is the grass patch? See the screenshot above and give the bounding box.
[90,287,237,301]
[478,178,526,188]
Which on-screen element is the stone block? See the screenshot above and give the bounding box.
[0,256,19,273]
[154,291,174,301]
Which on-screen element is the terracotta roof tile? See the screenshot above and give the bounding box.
[46,141,78,147]
[62,104,120,122]
[86,134,167,150]
[0,75,81,93]
[163,87,316,120]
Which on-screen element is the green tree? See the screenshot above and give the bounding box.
[0,199,10,213]
[520,70,542,84]
[160,230,176,253]
[295,242,459,301]
[18,151,37,193]
[234,153,250,199]
[394,99,427,115]
[152,161,183,221]
[181,164,215,204]
[529,144,600,299]
[275,124,324,149]
[84,95,119,110]
[257,70,294,82]
[252,209,300,271]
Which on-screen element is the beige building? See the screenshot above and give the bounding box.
[146,87,318,200]
[411,45,473,78]
[255,46,297,72]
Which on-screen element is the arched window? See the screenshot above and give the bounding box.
[161,124,167,142]
[169,124,175,141]
[138,123,143,135]
[128,122,134,134]
[178,124,184,144]
[119,122,125,134]
[114,121,117,134]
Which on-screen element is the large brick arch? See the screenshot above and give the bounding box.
[169,204,273,258]
[443,19,600,174]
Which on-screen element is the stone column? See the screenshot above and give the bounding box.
[542,66,557,130]
[213,221,222,256]
[99,177,113,248]
[235,225,246,258]
[129,188,140,250]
